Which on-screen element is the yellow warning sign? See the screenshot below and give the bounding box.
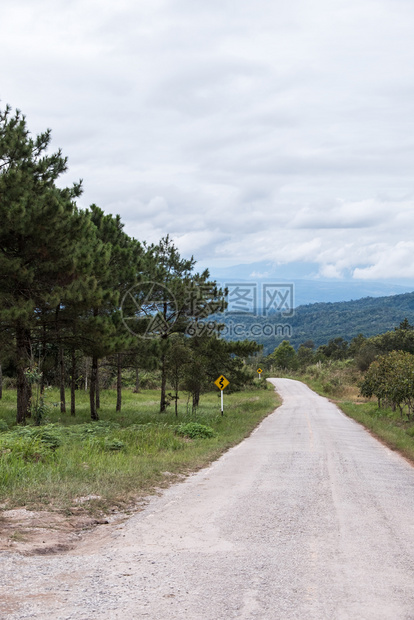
[214,375,230,391]
[257,368,263,374]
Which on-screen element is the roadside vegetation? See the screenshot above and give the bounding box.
[0,386,279,513]
[0,104,280,520]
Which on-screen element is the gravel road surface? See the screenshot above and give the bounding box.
[2,378,414,619]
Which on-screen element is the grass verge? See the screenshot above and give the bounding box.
[0,387,280,514]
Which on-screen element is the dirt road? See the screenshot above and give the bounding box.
[2,378,414,619]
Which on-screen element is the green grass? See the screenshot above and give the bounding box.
[0,387,280,512]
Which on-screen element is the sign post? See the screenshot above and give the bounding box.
[257,368,263,379]
[214,375,230,415]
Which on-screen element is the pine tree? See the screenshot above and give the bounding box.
[86,206,146,417]
[149,236,226,412]
[0,105,97,423]
[183,335,261,410]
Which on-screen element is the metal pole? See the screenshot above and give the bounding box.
[221,389,224,416]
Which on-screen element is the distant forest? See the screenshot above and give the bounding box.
[219,291,414,354]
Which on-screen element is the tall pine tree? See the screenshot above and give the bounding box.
[150,236,226,412]
[0,105,98,423]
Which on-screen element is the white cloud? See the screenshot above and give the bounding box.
[353,242,414,280]
[319,264,344,279]
[1,0,414,280]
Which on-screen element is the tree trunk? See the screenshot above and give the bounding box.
[40,321,47,394]
[84,357,89,391]
[59,345,66,413]
[116,353,122,412]
[70,348,76,416]
[27,382,32,418]
[90,355,99,420]
[192,388,200,411]
[160,353,167,412]
[96,360,100,409]
[16,326,30,424]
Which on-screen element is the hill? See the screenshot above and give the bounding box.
[217,291,414,354]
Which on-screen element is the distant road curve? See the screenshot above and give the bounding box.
[2,378,414,619]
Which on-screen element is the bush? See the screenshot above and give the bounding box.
[0,424,64,464]
[1,434,51,463]
[175,422,216,439]
[37,428,62,450]
[2,377,16,390]
[104,438,125,451]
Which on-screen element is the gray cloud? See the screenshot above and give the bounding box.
[1,0,414,280]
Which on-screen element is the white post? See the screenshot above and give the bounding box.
[221,389,224,416]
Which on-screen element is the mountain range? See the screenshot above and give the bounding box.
[216,290,414,354]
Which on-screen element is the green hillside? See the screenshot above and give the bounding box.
[219,291,414,354]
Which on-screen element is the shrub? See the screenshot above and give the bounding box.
[2,377,16,390]
[0,434,51,463]
[175,422,216,439]
[36,428,62,450]
[104,438,125,451]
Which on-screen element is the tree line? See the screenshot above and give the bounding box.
[0,105,260,424]
[263,318,414,417]
[262,318,414,370]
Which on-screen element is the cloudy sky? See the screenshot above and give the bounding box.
[2,0,414,282]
